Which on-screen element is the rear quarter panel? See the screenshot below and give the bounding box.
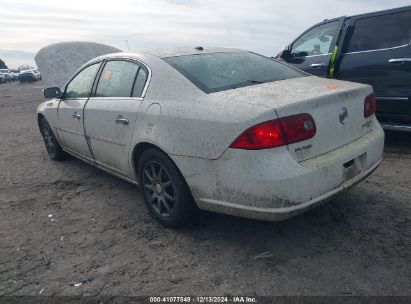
[132,94,276,160]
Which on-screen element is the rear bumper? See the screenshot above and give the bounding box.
[198,158,381,221]
[172,119,385,221]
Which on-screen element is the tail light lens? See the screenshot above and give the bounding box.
[229,120,286,150]
[280,113,316,144]
[230,113,316,150]
[364,94,376,118]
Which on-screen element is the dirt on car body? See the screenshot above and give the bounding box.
[0,81,410,296]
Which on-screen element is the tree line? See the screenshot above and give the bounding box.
[0,58,35,71]
[0,58,7,69]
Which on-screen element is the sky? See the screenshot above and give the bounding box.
[0,0,410,68]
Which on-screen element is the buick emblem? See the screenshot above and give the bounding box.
[339,107,348,124]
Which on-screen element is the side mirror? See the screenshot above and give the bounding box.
[292,51,308,58]
[277,49,291,60]
[43,87,62,99]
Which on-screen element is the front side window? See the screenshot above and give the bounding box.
[347,11,411,53]
[96,61,139,97]
[65,63,99,99]
[291,21,339,57]
[164,52,306,94]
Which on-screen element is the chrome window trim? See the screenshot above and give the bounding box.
[62,57,151,100]
[376,97,409,101]
[99,56,152,99]
[292,53,332,59]
[344,43,409,55]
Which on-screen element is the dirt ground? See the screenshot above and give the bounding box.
[0,81,410,296]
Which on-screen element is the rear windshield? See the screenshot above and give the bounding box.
[164,52,307,93]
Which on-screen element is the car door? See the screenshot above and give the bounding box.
[84,59,149,177]
[281,18,345,77]
[57,63,101,160]
[337,8,411,122]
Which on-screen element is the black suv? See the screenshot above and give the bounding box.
[277,6,411,132]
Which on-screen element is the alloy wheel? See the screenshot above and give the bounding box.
[41,120,55,156]
[142,161,176,218]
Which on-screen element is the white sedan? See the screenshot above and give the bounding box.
[37,47,384,227]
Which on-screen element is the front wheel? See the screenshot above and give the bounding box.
[40,118,67,161]
[138,149,199,228]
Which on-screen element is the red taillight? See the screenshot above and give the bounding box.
[230,113,316,150]
[229,119,286,150]
[364,93,376,118]
[280,113,316,144]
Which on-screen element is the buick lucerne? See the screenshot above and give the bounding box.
[38,48,384,227]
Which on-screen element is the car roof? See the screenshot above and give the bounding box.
[136,47,243,58]
[92,47,244,64]
[320,4,411,23]
[347,5,410,19]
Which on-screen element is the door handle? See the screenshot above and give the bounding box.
[310,63,326,68]
[388,58,411,64]
[115,116,129,125]
[72,112,81,120]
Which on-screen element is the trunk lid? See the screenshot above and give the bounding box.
[215,76,374,161]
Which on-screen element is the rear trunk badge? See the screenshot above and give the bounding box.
[339,107,348,124]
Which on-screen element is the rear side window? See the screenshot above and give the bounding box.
[347,11,411,53]
[96,61,139,97]
[65,63,99,98]
[132,67,148,97]
[164,52,306,94]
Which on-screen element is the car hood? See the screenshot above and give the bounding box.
[35,41,121,89]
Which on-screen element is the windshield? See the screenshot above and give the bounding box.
[164,52,307,93]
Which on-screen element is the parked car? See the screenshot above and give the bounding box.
[19,69,41,82]
[35,69,42,80]
[0,73,5,83]
[0,69,12,82]
[38,47,384,227]
[277,5,411,132]
[9,70,20,81]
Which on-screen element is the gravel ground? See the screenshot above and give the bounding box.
[0,81,410,296]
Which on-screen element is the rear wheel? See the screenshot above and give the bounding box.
[138,149,199,228]
[40,118,67,161]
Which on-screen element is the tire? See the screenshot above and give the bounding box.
[39,118,67,161]
[138,148,199,228]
